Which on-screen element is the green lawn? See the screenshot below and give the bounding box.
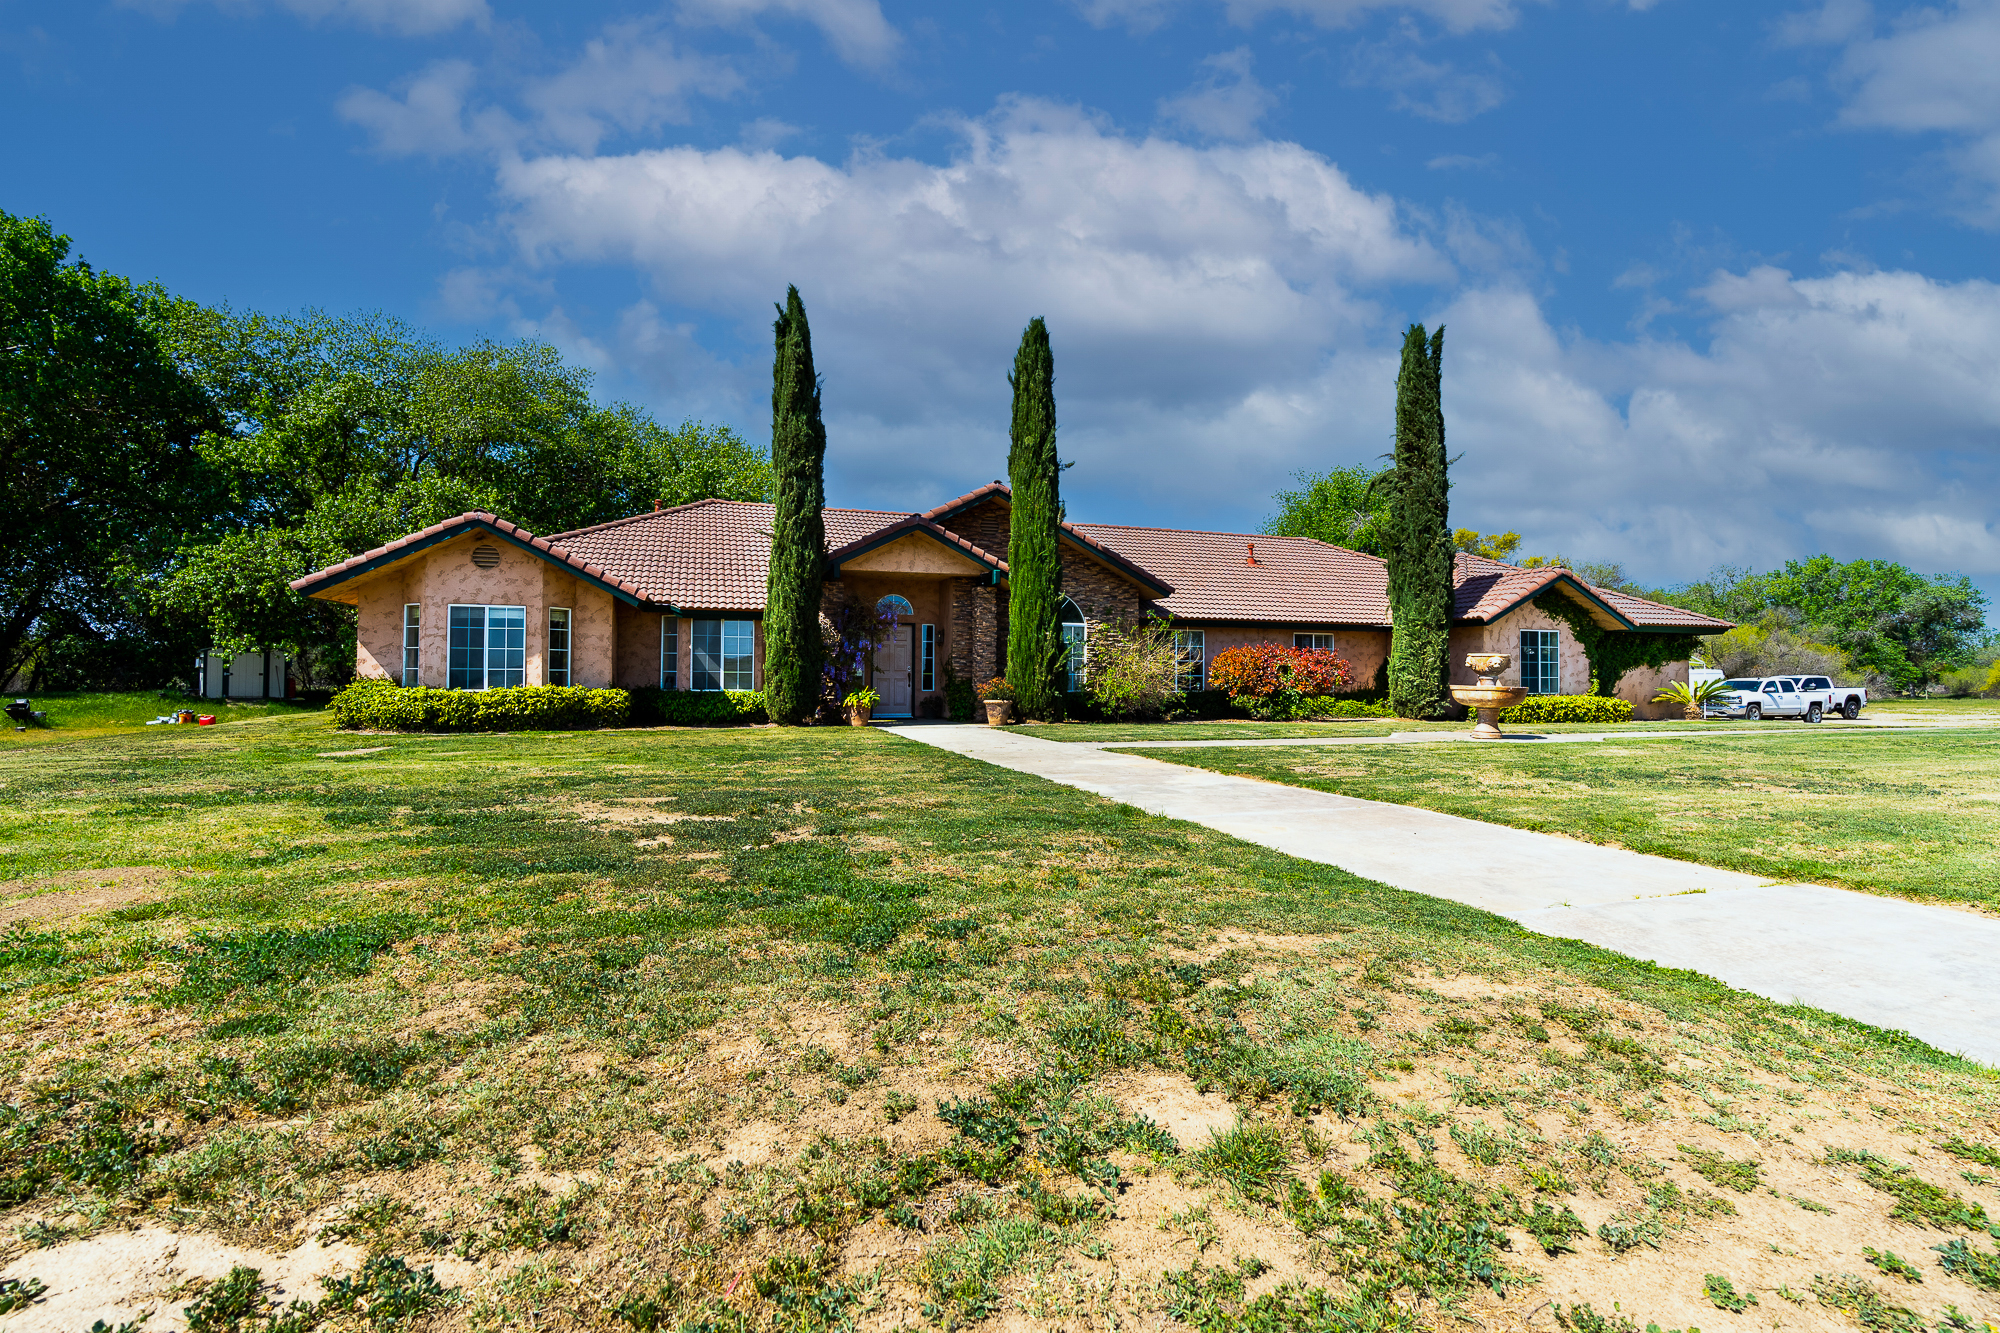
[0,689,312,748]
[1023,716,1711,743]
[1125,729,2000,910]
[3,716,1997,1327]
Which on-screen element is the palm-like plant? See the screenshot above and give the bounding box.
[1652,677,1733,720]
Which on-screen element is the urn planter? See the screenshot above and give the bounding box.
[846,704,873,727]
[983,700,1015,726]
[1449,653,1529,741]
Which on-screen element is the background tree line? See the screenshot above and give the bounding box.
[1263,463,1992,695]
[2,211,772,691]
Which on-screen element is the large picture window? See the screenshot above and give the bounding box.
[1520,629,1560,695]
[1172,629,1205,690]
[447,605,526,689]
[920,624,936,693]
[691,619,756,691]
[402,605,420,686]
[547,608,571,687]
[661,618,679,690]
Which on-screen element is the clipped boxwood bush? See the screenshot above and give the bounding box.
[628,686,768,726]
[1498,694,1634,725]
[331,680,630,732]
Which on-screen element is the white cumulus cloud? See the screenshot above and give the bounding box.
[1798,0,2000,225]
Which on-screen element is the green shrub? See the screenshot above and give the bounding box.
[626,687,767,727]
[1497,694,1634,725]
[330,681,629,732]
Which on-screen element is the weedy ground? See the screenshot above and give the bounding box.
[0,691,309,750]
[1121,728,2000,913]
[1,714,1998,1333]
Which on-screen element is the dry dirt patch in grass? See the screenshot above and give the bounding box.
[3,721,1998,1333]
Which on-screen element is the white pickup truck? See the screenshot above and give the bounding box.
[1709,676,1836,722]
[1779,674,1866,721]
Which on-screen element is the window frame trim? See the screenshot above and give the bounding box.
[546,606,573,688]
[402,604,421,687]
[447,602,528,691]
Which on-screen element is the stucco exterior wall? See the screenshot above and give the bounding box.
[353,571,408,682]
[1448,604,1591,695]
[1615,659,1686,720]
[1162,625,1388,694]
[614,606,665,691]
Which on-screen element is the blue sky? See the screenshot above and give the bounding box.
[6,0,1999,605]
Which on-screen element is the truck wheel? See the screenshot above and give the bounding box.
[1806,702,1822,723]
[1843,699,1860,720]
[1745,703,1762,721]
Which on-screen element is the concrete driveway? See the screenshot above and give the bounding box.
[894,724,2000,1067]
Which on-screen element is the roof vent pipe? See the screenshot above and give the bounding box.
[1245,542,1259,566]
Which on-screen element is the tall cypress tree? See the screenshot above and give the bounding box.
[1006,317,1063,720]
[763,285,827,725]
[1385,323,1452,720]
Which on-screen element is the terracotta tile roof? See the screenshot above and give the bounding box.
[551,499,916,611]
[923,483,1173,596]
[1073,524,1390,626]
[295,492,1730,637]
[289,512,651,604]
[1450,553,1734,631]
[825,514,1009,572]
[1594,586,1734,632]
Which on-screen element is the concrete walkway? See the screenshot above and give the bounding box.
[894,724,2000,1066]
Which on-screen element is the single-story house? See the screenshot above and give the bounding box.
[291,480,1729,719]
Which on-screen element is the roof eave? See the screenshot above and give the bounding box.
[292,518,654,610]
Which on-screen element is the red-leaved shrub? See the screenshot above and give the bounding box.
[1207,643,1353,699]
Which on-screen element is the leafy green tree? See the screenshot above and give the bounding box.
[761,286,827,726]
[1658,556,1988,692]
[0,210,222,686]
[1759,556,1986,690]
[1452,528,1522,562]
[151,305,772,676]
[1383,324,1452,719]
[1263,466,1392,555]
[1006,317,1064,721]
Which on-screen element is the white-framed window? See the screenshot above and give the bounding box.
[920,624,936,692]
[660,617,679,690]
[1172,629,1206,690]
[1058,597,1086,694]
[547,608,572,687]
[447,604,526,689]
[691,619,755,691]
[402,604,421,687]
[1520,629,1560,695]
[1295,632,1336,652]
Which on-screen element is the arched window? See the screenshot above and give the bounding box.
[876,594,914,619]
[1058,598,1086,693]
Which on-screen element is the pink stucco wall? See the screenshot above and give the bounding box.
[1449,604,1592,695]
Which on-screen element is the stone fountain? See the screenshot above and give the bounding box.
[1450,653,1528,741]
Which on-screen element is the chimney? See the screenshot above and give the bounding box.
[654,500,660,512]
[1245,541,1259,566]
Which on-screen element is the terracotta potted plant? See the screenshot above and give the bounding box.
[842,687,880,727]
[977,677,1016,726]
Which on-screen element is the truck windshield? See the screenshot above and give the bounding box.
[1720,680,1761,691]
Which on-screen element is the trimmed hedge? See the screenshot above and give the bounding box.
[1497,694,1633,725]
[629,686,768,727]
[331,681,630,732]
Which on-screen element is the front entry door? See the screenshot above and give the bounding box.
[877,625,913,716]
